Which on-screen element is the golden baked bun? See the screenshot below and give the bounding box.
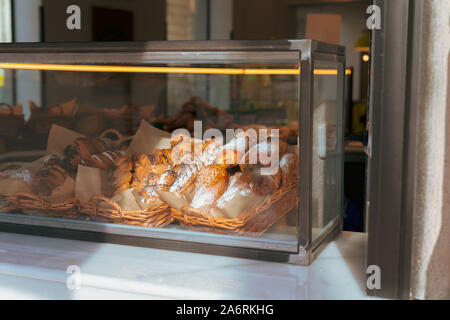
[196,164,229,188]
[215,149,239,168]
[148,148,172,166]
[170,164,199,194]
[190,165,229,216]
[131,153,152,188]
[109,156,133,196]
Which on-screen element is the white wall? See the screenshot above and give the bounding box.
[210,0,232,40]
[208,0,233,111]
[0,0,12,42]
[13,0,42,117]
[166,0,207,40]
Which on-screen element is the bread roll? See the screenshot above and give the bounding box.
[81,151,126,170]
[212,172,265,219]
[64,137,108,171]
[32,164,67,196]
[156,164,199,211]
[190,165,229,217]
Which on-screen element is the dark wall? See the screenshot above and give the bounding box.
[42,0,165,42]
[233,0,294,40]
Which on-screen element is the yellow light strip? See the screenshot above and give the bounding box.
[0,63,299,75]
[0,62,352,76]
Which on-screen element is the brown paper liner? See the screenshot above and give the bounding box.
[75,165,102,204]
[125,120,171,157]
[46,124,85,155]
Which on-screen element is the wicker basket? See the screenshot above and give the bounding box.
[27,113,74,136]
[4,192,79,218]
[1,192,174,228]
[0,103,26,138]
[73,110,108,136]
[79,195,174,228]
[170,180,299,236]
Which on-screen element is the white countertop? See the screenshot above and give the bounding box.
[0,230,377,299]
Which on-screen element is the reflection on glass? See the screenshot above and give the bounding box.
[0,60,300,246]
[311,62,343,241]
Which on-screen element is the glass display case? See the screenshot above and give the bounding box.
[0,40,345,265]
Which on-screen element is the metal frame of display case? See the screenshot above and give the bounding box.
[0,40,345,265]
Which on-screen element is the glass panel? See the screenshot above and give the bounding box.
[311,61,343,241]
[0,54,300,250]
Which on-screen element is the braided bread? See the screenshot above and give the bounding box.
[64,137,108,171]
[81,150,126,170]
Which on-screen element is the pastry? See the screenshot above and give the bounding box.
[134,163,172,205]
[130,150,174,205]
[109,156,133,196]
[64,137,108,172]
[190,164,229,216]
[170,164,199,195]
[148,148,172,166]
[239,139,287,172]
[156,164,199,211]
[81,150,126,170]
[131,153,152,189]
[156,169,177,191]
[200,137,223,166]
[135,178,160,205]
[170,139,204,166]
[211,172,266,219]
[215,148,240,167]
[0,168,34,196]
[162,96,234,133]
[32,155,68,196]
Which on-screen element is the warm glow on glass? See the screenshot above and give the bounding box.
[0,63,299,75]
[362,54,370,62]
[0,63,352,77]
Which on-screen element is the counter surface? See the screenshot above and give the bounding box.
[0,230,378,299]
